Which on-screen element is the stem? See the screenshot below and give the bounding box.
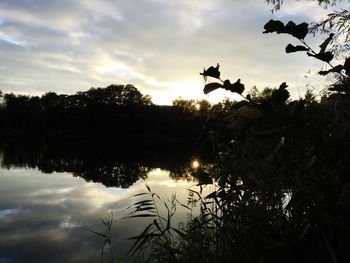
[299,39,347,78]
[152,193,166,232]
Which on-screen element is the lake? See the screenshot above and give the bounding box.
[0,140,210,262]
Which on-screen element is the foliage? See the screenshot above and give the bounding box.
[127,3,350,262]
[126,183,185,262]
[266,0,344,12]
[172,97,211,114]
[309,9,350,56]
[129,81,350,263]
[89,212,115,263]
[0,84,211,142]
[267,0,350,57]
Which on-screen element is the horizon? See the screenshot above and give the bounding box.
[0,0,346,105]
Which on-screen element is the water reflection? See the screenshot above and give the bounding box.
[0,141,203,262]
[0,140,203,187]
[0,166,198,262]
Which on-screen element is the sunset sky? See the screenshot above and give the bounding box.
[0,0,345,105]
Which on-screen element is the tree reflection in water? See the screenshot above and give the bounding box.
[0,139,206,188]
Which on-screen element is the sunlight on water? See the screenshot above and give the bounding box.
[191,159,201,169]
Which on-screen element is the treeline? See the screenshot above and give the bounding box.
[0,84,220,142]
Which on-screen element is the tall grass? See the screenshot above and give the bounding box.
[89,212,115,263]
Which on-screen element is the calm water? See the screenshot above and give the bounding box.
[0,143,205,262]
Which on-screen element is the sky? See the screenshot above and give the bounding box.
[0,0,347,105]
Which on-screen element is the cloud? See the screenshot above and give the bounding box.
[0,0,342,104]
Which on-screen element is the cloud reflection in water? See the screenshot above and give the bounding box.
[0,166,195,262]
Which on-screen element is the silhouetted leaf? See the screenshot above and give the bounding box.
[223,79,231,89]
[200,64,221,79]
[279,82,288,90]
[129,214,157,218]
[128,224,154,256]
[285,44,309,53]
[171,227,185,237]
[132,193,148,197]
[127,199,154,210]
[263,19,285,33]
[319,33,334,53]
[318,65,344,75]
[225,79,245,94]
[293,22,309,39]
[87,229,109,239]
[307,51,334,62]
[203,82,223,94]
[282,21,309,39]
[344,57,350,75]
[206,191,217,199]
[284,21,297,34]
[135,207,156,212]
[271,82,289,103]
[264,20,308,39]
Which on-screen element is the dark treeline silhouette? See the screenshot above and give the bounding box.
[0,84,219,143]
[0,83,241,189]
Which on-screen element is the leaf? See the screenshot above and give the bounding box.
[134,200,154,206]
[132,193,148,197]
[135,207,156,212]
[206,191,217,199]
[285,44,309,53]
[225,79,245,94]
[263,20,308,39]
[263,19,285,34]
[284,21,309,39]
[344,57,350,76]
[279,82,288,89]
[223,79,231,89]
[307,51,334,63]
[87,229,109,239]
[171,227,185,237]
[293,22,309,39]
[200,63,220,79]
[284,21,296,35]
[128,224,154,256]
[318,65,344,75]
[203,82,223,94]
[127,199,153,209]
[319,33,334,53]
[129,214,157,218]
[271,83,290,103]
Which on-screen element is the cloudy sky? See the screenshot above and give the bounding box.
[0,0,345,104]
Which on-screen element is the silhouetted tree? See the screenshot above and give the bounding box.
[173,97,211,114]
